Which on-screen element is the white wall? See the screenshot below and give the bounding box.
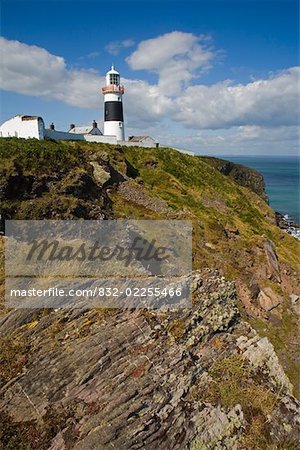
[0,116,194,156]
[84,134,117,144]
[44,129,84,141]
[118,140,158,148]
[45,129,117,143]
[104,120,125,141]
[0,116,44,139]
[104,93,123,102]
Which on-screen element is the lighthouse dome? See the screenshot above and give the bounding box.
[106,65,121,86]
[106,65,119,75]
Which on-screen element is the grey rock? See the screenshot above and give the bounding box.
[258,287,282,311]
[263,239,281,283]
[290,294,299,304]
[0,270,299,449]
[237,332,293,391]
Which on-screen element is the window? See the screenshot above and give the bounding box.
[110,74,120,85]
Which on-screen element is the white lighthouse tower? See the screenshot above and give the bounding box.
[101,65,125,141]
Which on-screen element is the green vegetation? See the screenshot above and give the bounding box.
[0,138,88,175]
[250,304,300,398]
[202,355,275,415]
[192,354,278,449]
[0,136,299,408]
[120,144,299,274]
[0,136,298,285]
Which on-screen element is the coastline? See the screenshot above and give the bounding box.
[276,211,300,241]
[226,155,299,226]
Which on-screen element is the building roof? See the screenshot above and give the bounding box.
[68,126,102,135]
[17,115,43,121]
[128,135,155,142]
[69,126,93,134]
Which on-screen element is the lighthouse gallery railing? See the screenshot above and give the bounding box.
[101,85,125,94]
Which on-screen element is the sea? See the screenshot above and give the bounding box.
[221,155,300,237]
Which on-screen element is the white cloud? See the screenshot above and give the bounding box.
[0,35,299,154]
[105,39,135,56]
[153,125,299,155]
[174,68,300,129]
[126,31,214,95]
[0,37,103,108]
[0,37,67,96]
[87,51,100,58]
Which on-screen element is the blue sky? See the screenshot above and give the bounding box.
[0,0,299,155]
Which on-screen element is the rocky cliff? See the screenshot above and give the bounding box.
[200,156,268,202]
[0,270,299,449]
[0,138,299,449]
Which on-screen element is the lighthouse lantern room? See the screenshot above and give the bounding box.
[101,65,125,141]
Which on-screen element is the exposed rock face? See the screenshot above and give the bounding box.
[1,139,299,448]
[90,162,111,186]
[118,180,171,214]
[258,287,282,311]
[290,294,300,316]
[189,404,244,450]
[0,171,50,200]
[276,211,300,240]
[263,239,281,282]
[0,270,299,449]
[237,332,293,391]
[0,160,112,222]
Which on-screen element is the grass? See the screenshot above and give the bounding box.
[1,138,298,269]
[250,304,300,399]
[0,138,88,175]
[192,354,280,449]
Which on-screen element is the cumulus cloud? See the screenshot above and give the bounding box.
[0,37,67,96]
[174,67,300,129]
[126,31,214,95]
[0,37,103,108]
[0,35,299,153]
[0,36,174,124]
[105,39,135,56]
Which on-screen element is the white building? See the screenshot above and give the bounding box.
[0,116,116,143]
[0,115,44,139]
[128,136,158,147]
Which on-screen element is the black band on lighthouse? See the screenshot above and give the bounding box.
[104,101,123,122]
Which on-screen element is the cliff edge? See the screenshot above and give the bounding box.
[0,138,299,449]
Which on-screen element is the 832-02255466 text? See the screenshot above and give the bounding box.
[9,286,184,299]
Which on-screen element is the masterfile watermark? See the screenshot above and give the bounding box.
[25,237,174,266]
[7,277,190,309]
[5,220,192,309]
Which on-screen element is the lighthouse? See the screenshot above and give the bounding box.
[101,66,125,141]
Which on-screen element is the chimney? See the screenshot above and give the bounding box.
[49,122,55,130]
[70,123,75,130]
[92,120,97,129]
